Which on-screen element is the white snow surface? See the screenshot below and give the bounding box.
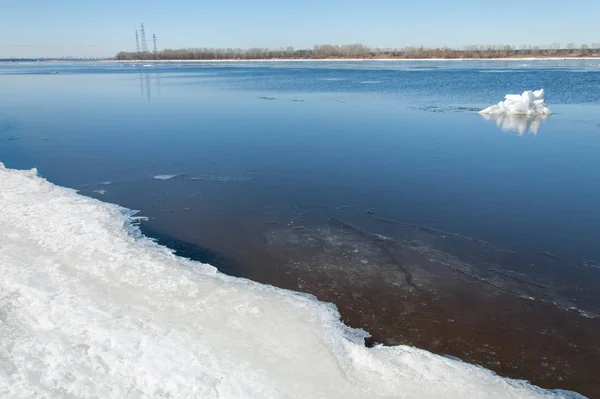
[0,163,585,399]
[480,89,552,115]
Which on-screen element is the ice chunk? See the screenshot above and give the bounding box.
[153,174,179,180]
[522,91,534,106]
[0,162,585,399]
[481,113,549,135]
[480,89,552,116]
[533,89,545,99]
[153,173,254,182]
[505,94,523,102]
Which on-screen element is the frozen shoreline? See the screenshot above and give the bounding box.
[0,162,585,398]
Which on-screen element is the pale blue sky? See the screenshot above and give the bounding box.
[1,0,599,58]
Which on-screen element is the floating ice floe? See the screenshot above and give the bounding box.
[480,89,551,116]
[153,174,179,180]
[0,162,586,399]
[480,113,550,135]
[154,173,255,182]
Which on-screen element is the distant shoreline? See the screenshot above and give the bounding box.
[106,56,600,63]
[2,56,598,63]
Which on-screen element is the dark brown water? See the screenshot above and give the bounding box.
[130,202,600,396]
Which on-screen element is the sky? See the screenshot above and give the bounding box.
[1,0,599,58]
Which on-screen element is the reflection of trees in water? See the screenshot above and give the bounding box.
[480,113,550,135]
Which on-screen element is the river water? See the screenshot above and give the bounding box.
[1,59,599,396]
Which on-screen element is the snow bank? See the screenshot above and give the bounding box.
[480,89,551,115]
[0,163,584,399]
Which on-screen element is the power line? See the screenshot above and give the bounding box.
[135,30,141,53]
[140,23,148,53]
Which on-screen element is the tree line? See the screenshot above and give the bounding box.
[115,43,600,60]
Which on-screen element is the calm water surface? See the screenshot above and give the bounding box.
[1,60,600,395]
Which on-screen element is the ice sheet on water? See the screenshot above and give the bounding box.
[0,162,586,399]
[480,89,552,115]
[265,213,597,318]
[154,173,255,182]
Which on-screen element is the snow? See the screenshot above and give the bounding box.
[0,163,585,399]
[480,89,552,115]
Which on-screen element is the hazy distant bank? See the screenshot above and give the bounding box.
[115,43,600,61]
[3,57,598,64]
[108,56,600,63]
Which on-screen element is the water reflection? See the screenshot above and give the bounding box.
[138,69,161,103]
[481,113,550,135]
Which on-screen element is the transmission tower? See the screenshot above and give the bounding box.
[152,34,158,54]
[135,30,141,53]
[140,23,148,53]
